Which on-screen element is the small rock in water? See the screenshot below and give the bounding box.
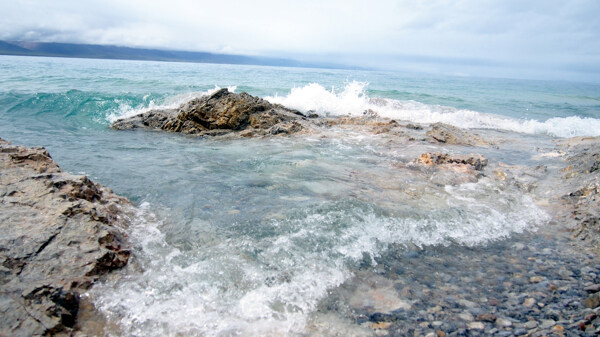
[522,320,538,329]
[529,276,545,283]
[540,319,556,329]
[584,293,600,308]
[459,312,474,322]
[523,297,536,307]
[584,284,600,293]
[496,318,513,327]
[467,322,485,330]
[476,313,496,322]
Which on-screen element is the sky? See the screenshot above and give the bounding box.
[1,0,599,81]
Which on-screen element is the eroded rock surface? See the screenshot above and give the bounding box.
[0,138,130,336]
[112,88,307,137]
[556,137,600,248]
[426,122,489,146]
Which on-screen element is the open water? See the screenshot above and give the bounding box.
[1,55,599,336]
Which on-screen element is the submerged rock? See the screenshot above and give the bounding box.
[0,138,130,336]
[112,88,307,137]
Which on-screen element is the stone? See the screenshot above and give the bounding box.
[476,313,496,322]
[584,284,600,293]
[522,320,538,329]
[414,152,488,171]
[584,293,600,308]
[496,318,513,327]
[540,319,556,329]
[0,138,131,336]
[523,298,536,307]
[426,123,488,146]
[458,312,474,321]
[529,276,544,283]
[467,322,485,330]
[113,88,307,137]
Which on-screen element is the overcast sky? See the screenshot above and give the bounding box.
[1,0,599,81]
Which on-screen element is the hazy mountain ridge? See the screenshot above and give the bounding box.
[0,40,345,69]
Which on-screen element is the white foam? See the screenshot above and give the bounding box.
[90,178,547,337]
[105,85,237,123]
[265,81,600,138]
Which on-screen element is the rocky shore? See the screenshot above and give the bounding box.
[1,89,598,336]
[111,89,600,336]
[0,138,131,336]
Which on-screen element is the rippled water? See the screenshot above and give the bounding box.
[0,55,597,336]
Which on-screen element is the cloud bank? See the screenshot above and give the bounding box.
[1,0,599,81]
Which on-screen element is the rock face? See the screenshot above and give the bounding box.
[0,138,130,336]
[112,88,307,137]
[556,137,600,248]
[426,123,488,146]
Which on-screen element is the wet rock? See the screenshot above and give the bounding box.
[467,321,485,330]
[426,123,488,146]
[584,293,600,308]
[415,152,488,171]
[0,138,131,336]
[523,298,536,307]
[584,284,600,293]
[113,88,307,137]
[476,313,496,322]
[555,136,600,248]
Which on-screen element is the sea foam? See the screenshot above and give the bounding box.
[265,81,600,138]
[90,178,547,337]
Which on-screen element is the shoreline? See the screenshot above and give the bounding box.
[1,91,599,335]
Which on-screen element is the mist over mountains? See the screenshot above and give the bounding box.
[0,40,344,69]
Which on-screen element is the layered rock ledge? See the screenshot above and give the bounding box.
[0,138,131,336]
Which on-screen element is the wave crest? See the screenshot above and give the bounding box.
[266,81,600,138]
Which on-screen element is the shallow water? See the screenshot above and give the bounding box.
[1,56,599,336]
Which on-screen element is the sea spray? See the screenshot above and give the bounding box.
[265,81,600,138]
[90,174,548,336]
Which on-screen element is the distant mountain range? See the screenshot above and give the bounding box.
[0,40,346,69]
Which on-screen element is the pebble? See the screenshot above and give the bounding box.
[476,313,496,322]
[327,231,600,337]
[529,276,545,283]
[496,318,512,327]
[523,298,536,307]
[467,322,485,330]
[458,312,474,321]
[585,284,600,293]
[540,319,556,329]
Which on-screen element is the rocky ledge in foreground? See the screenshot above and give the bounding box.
[0,138,130,336]
[112,88,308,137]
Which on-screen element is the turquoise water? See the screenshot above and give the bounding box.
[0,55,597,336]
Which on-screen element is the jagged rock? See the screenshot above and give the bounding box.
[426,123,488,146]
[0,138,131,336]
[112,89,307,137]
[415,152,488,171]
[556,137,600,248]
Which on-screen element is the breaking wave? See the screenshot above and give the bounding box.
[265,81,600,138]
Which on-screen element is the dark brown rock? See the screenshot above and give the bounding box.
[0,138,131,336]
[112,89,307,137]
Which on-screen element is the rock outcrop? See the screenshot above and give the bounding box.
[112,88,307,137]
[556,137,600,248]
[0,138,130,336]
[415,152,488,171]
[426,123,489,146]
